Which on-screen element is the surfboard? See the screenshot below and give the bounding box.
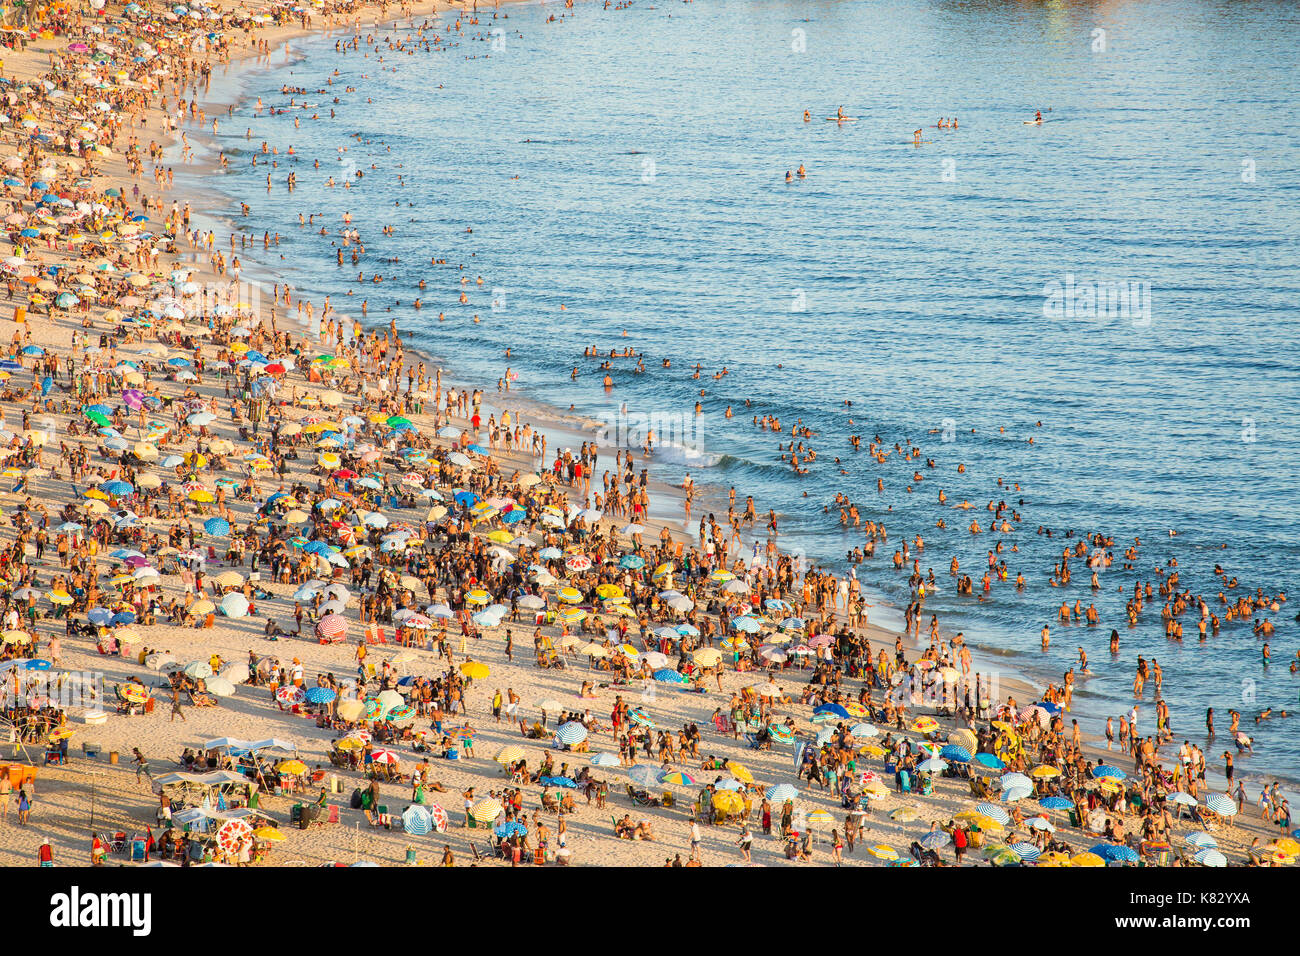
[1023,120,1043,125]
[825,117,857,122]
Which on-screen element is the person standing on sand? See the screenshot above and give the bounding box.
[133,748,152,786]
[170,684,187,722]
[37,837,53,867]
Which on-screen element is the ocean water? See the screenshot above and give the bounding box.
[191,0,1300,782]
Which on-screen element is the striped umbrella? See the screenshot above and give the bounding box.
[590,753,620,767]
[947,728,978,752]
[765,783,800,802]
[660,771,696,787]
[628,709,656,728]
[361,699,383,720]
[369,749,400,765]
[975,803,1011,825]
[1185,832,1218,849]
[1001,785,1034,803]
[403,806,433,835]
[1205,794,1238,816]
[555,722,588,745]
[386,705,416,724]
[806,809,836,830]
[1000,772,1032,791]
[850,722,879,738]
[1010,842,1041,862]
[495,745,526,765]
[1194,848,1227,867]
[315,613,347,641]
[470,798,503,823]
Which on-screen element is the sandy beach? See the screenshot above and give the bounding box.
[0,0,1292,877]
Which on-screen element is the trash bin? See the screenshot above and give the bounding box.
[108,751,119,764]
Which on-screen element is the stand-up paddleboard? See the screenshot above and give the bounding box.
[1024,119,1043,125]
[825,117,858,122]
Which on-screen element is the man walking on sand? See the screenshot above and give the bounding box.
[170,685,187,722]
[133,748,152,785]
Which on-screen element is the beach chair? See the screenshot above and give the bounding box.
[110,832,127,854]
[130,838,147,863]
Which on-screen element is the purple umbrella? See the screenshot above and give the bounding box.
[122,388,145,410]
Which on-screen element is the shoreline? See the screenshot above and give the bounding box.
[173,10,1300,803]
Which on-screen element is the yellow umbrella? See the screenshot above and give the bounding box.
[711,790,743,812]
[495,745,526,765]
[191,600,215,616]
[47,590,73,605]
[276,760,308,775]
[216,571,244,588]
[1030,765,1060,778]
[188,489,215,503]
[83,489,109,500]
[692,647,722,667]
[605,604,637,618]
[460,661,490,680]
[1,630,30,645]
[253,826,286,842]
[859,744,886,758]
[911,716,939,734]
[1070,852,1105,867]
[470,798,504,823]
[595,583,624,600]
[725,761,753,784]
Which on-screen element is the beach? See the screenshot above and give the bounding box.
[0,0,1293,875]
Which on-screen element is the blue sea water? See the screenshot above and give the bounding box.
[191,0,1300,781]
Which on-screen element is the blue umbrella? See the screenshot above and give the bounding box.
[204,517,230,536]
[619,555,645,569]
[541,776,578,789]
[975,803,1011,825]
[1185,832,1218,849]
[101,480,133,496]
[940,745,971,762]
[493,820,527,839]
[555,722,587,745]
[21,345,43,355]
[732,616,761,634]
[1010,842,1041,861]
[627,765,661,788]
[1193,848,1227,867]
[110,611,136,626]
[765,783,799,802]
[402,806,432,835]
[304,687,337,704]
[813,703,849,719]
[1038,796,1073,810]
[24,659,52,671]
[653,668,686,683]
[920,831,951,850]
[87,608,113,626]
[1093,765,1126,780]
[453,491,480,507]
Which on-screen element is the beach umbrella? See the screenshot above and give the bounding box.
[972,752,1005,770]
[1039,796,1073,810]
[277,687,305,707]
[1010,842,1041,862]
[726,761,754,784]
[206,677,236,698]
[1069,852,1105,867]
[940,745,971,763]
[1194,849,1227,868]
[1093,765,1127,780]
[919,831,950,850]
[315,614,347,642]
[765,783,800,802]
[910,716,939,734]
[891,806,920,822]
[495,746,526,765]
[590,753,620,767]
[867,845,899,860]
[555,722,587,745]
[628,765,661,788]
[1027,816,1056,832]
[660,771,696,787]
[917,758,948,774]
[183,661,213,679]
[654,668,687,684]
[203,517,230,536]
[304,687,337,704]
[470,798,503,824]
[1000,772,1033,791]
[460,661,490,680]
[220,593,249,618]
[337,700,365,722]
[1185,832,1218,849]
[402,806,433,836]
[1205,794,1238,817]
[216,819,253,856]
[975,803,1011,825]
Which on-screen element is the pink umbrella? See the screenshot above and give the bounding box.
[122,388,145,409]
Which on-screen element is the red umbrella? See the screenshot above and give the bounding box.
[333,469,358,480]
[370,749,400,765]
[265,363,286,375]
[315,614,347,641]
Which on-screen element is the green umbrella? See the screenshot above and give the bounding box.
[386,416,411,428]
[83,409,111,427]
